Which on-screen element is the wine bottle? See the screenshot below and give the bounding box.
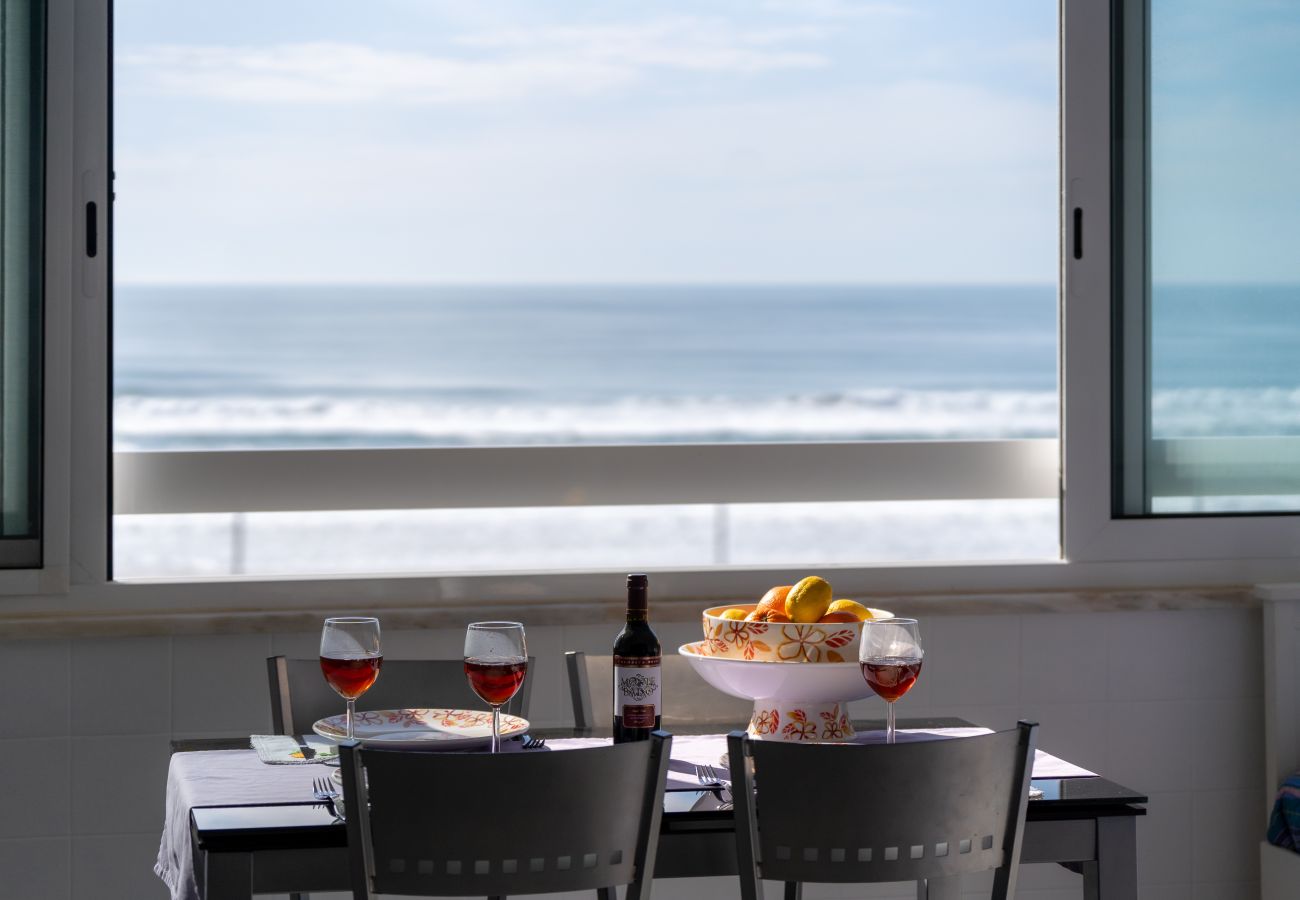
[613,573,661,743]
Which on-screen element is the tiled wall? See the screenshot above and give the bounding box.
[0,607,1263,899]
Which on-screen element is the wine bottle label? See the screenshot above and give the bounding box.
[613,655,661,727]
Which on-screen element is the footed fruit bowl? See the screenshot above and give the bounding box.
[700,603,893,662]
[679,641,876,742]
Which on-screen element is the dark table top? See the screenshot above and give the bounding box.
[183,717,1146,853]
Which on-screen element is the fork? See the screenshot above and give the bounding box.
[312,776,338,801]
[696,764,733,808]
[312,776,342,819]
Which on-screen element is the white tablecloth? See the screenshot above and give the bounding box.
[155,730,1094,900]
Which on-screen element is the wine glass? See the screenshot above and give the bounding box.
[859,617,923,744]
[320,617,383,742]
[464,622,528,753]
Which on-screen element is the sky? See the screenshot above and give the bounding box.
[113,0,1061,285]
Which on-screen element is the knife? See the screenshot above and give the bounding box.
[293,735,317,761]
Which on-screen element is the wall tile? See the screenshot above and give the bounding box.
[72,636,170,735]
[0,639,71,738]
[72,832,169,899]
[1135,791,1192,885]
[1192,697,1263,791]
[1106,612,1198,702]
[1191,881,1257,900]
[927,703,1022,732]
[1182,609,1263,700]
[0,837,71,899]
[1016,701,1109,777]
[1021,613,1108,703]
[0,739,70,838]
[1105,699,1198,793]
[922,615,1021,707]
[172,633,272,735]
[72,734,171,835]
[1103,610,1260,703]
[1191,789,1260,885]
[270,631,318,659]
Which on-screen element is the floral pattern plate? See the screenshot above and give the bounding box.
[312,708,529,750]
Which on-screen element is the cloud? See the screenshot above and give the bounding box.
[760,0,913,19]
[120,18,827,105]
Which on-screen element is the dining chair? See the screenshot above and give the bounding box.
[267,655,535,736]
[338,730,671,900]
[728,721,1038,900]
[565,650,753,732]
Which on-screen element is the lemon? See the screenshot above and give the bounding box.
[720,608,748,621]
[827,599,874,621]
[785,576,833,623]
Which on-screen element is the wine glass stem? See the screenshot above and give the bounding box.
[491,705,501,754]
[346,698,356,741]
[886,701,896,744]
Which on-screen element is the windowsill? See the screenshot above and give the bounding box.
[0,572,1259,639]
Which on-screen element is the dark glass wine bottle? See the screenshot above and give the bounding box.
[613,573,661,743]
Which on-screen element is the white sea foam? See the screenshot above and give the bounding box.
[113,389,1061,448]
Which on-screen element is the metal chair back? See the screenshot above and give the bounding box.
[268,655,534,736]
[340,731,671,899]
[566,650,752,732]
[728,722,1037,900]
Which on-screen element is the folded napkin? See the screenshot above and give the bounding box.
[250,734,338,765]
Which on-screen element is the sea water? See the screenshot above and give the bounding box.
[111,282,1300,576]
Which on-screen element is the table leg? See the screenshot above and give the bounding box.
[204,851,252,900]
[783,881,801,900]
[917,875,960,899]
[1081,816,1138,900]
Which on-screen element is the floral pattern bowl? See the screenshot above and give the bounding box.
[700,603,893,662]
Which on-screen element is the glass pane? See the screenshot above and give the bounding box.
[1124,0,1300,514]
[113,500,1058,579]
[113,0,1059,573]
[0,0,44,562]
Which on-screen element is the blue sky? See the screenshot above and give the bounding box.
[113,0,1062,284]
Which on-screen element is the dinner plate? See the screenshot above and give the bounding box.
[312,708,529,750]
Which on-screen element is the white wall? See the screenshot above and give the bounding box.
[0,606,1263,899]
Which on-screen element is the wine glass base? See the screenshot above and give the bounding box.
[748,700,854,742]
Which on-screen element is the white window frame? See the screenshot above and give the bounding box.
[7,0,1300,613]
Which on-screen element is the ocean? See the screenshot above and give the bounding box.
[113,284,1059,450]
[111,283,1300,577]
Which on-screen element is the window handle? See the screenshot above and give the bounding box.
[85,201,98,258]
[1072,207,1083,260]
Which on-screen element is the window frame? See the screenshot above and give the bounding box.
[8,0,1300,610]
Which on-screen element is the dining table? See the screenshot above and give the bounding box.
[159,718,1146,900]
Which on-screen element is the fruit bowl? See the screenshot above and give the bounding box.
[679,641,877,742]
[700,603,893,662]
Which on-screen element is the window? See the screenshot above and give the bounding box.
[19,0,1297,597]
[1115,0,1300,516]
[110,0,1061,578]
[0,0,44,569]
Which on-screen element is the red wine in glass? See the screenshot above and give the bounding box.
[464,622,528,753]
[861,657,923,702]
[320,655,383,699]
[464,657,528,706]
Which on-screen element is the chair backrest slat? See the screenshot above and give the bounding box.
[341,732,671,898]
[268,656,534,736]
[728,722,1036,898]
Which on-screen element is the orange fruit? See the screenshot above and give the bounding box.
[755,609,792,623]
[755,585,792,618]
[817,611,859,623]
